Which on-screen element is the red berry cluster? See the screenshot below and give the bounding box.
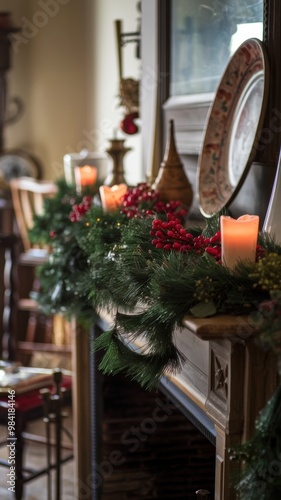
[69,195,92,222]
[256,244,266,261]
[150,214,222,262]
[121,183,160,218]
[153,200,187,219]
[258,299,281,320]
[120,183,187,220]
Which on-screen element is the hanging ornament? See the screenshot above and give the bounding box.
[152,120,193,208]
[120,111,139,135]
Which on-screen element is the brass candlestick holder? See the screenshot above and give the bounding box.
[104,138,131,186]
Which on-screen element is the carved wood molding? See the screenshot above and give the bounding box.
[214,356,228,400]
[210,348,229,405]
[206,340,245,435]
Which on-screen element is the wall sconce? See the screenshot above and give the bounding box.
[0,12,22,151]
[114,2,141,135]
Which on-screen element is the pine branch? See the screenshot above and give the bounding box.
[93,326,184,390]
[231,384,281,499]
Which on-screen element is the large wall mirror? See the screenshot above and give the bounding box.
[171,0,263,96]
[141,0,281,221]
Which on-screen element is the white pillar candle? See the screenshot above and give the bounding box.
[99,184,128,212]
[220,214,259,270]
[64,151,108,185]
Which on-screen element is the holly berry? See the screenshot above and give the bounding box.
[120,183,188,220]
[151,216,222,261]
[69,195,92,222]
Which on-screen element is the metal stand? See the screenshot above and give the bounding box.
[40,369,72,500]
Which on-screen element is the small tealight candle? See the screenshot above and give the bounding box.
[99,184,128,212]
[74,165,98,193]
[220,214,259,270]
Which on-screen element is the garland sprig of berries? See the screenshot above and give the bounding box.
[150,214,222,262]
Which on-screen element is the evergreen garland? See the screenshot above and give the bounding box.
[31,179,281,387]
[30,178,281,498]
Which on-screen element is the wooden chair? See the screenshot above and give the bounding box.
[9,176,57,252]
[9,177,71,366]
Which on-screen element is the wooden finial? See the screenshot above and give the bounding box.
[152,120,193,208]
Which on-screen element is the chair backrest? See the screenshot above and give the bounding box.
[9,177,58,251]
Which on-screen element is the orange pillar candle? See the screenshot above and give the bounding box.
[74,165,98,193]
[220,214,259,270]
[99,184,128,212]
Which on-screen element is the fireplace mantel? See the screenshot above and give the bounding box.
[71,313,278,500]
[164,315,278,499]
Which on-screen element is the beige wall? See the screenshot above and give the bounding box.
[2,0,142,184]
[92,0,141,185]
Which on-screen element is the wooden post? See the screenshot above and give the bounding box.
[71,318,92,499]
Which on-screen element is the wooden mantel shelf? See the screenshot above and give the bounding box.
[98,307,258,342]
[71,309,278,499]
[182,313,257,341]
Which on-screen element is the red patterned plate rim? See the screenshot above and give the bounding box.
[197,38,269,218]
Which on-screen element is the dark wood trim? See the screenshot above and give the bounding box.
[260,0,281,165]
[157,0,171,157]
[1,234,18,361]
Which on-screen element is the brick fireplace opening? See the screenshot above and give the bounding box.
[93,373,216,499]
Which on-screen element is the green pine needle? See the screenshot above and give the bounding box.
[93,325,183,390]
[231,384,281,499]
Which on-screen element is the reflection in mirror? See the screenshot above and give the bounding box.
[170,0,263,95]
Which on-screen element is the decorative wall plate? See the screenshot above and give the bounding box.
[0,149,42,182]
[198,38,269,217]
